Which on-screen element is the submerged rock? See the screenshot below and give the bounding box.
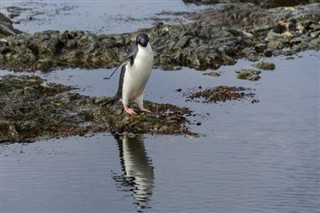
[0,75,194,143]
[203,71,220,77]
[235,69,261,81]
[252,61,275,70]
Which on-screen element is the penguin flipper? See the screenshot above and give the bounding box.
[103,47,135,108]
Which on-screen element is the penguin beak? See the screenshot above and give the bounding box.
[139,39,148,47]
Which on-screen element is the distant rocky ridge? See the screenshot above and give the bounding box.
[183,0,319,7]
[0,2,319,72]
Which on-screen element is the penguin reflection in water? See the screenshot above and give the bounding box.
[104,33,154,115]
[113,133,154,210]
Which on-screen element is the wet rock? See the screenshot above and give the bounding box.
[175,36,192,49]
[183,0,220,5]
[268,39,286,50]
[183,0,311,8]
[0,2,319,73]
[242,47,258,61]
[0,13,21,37]
[254,43,268,53]
[252,61,275,70]
[184,86,257,103]
[290,37,303,45]
[203,71,220,77]
[311,30,320,38]
[235,69,261,81]
[0,75,194,143]
[0,47,11,54]
[263,49,273,57]
[310,38,320,48]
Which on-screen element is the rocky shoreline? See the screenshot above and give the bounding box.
[0,2,319,142]
[0,3,319,72]
[0,75,195,142]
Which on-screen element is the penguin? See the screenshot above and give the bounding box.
[104,33,154,115]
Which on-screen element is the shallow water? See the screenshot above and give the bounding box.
[1,0,320,212]
[0,0,208,34]
[1,51,319,213]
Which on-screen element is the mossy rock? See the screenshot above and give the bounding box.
[203,71,220,77]
[235,69,261,81]
[252,61,275,70]
[0,75,194,143]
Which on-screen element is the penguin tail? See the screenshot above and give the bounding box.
[101,96,120,107]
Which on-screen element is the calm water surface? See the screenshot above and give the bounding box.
[0,0,208,34]
[1,51,319,213]
[0,0,320,212]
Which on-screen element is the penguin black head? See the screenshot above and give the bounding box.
[136,33,149,47]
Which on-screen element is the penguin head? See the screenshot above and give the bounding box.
[136,33,149,47]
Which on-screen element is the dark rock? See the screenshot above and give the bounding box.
[0,47,11,54]
[184,86,257,103]
[263,49,273,57]
[175,36,192,49]
[0,13,22,37]
[242,47,258,61]
[183,0,311,8]
[0,3,319,72]
[254,43,268,53]
[290,37,303,45]
[311,30,320,38]
[273,23,287,34]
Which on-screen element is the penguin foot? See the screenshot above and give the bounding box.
[139,107,152,113]
[124,107,137,115]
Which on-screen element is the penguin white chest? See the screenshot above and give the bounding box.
[122,44,153,101]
